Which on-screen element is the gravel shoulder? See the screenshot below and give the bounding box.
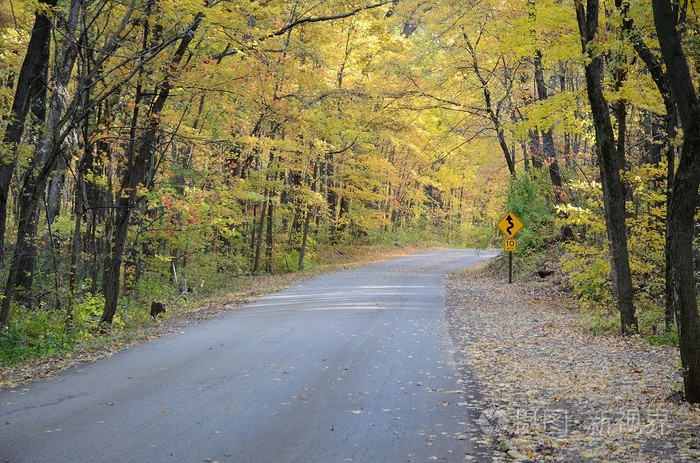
[446,261,700,462]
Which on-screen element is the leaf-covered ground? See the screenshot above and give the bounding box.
[446,262,700,462]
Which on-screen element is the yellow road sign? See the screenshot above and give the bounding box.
[497,212,523,238]
[504,239,517,252]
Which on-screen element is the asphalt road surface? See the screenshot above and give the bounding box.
[1,249,499,463]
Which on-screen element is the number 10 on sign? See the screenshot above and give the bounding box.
[504,239,516,252]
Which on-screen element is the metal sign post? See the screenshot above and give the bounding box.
[503,239,517,283]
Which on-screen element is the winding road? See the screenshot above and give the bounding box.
[1,249,498,463]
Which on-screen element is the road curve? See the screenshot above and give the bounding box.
[1,249,498,463]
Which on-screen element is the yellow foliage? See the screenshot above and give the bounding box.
[561,163,669,330]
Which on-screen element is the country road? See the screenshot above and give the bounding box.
[1,249,499,463]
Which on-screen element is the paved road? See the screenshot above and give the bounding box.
[1,249,498,463]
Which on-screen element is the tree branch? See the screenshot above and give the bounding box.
[265,1,395,39]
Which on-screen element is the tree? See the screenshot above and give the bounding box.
[462,30,518,178]
[0,0,56,265]
[101,9,205,325]
[0,0,76,327]
[575,0,637,335]
[615,0,678,330]
[652,0,700,403]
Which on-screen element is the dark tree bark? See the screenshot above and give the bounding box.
[533,50,566,205]
[0,0,57,265]
[652,0,700,403]
[298,158,322,272]
[15,0,81,307]
[0,0,81,324]
[253,150,275,274]
[528,130,544,169]
[463,32,517,178]
[253,196,267,274]
[264,197,274,273]
[575,0,637,335]
[101,12,204,325]
[298,208,312,271]
[528,0,565,203]
[618,0,679,330]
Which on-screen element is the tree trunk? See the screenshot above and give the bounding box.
[576,0,637,335]
[528,130,544,169]
[464,32,516,178]
[265,197,274,273]
[17,0,80,305]
[0,0,57,265]
[101,12,204,325]
[253,197,267,274]
[533,50,566,205]
[298,208,312,271]
[652,0,700,403]
[619,0,679,331]
[1,0,80,323]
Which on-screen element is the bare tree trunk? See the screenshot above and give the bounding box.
[576,0,637,335]
[101,11,204,325]
[652,0,700,403]
[0,0,57,265]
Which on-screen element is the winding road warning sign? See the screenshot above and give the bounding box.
[497,212,523,239]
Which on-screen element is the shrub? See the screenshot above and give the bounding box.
[505,169,558,252]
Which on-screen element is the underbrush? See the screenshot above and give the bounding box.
[498,167,680,347]
[493,243,679,346]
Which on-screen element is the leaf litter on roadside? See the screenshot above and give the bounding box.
[445,262,700,462]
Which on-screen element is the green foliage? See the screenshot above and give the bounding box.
[460,224,495,249]
[272,249,299,274]
[586,310,621,336]
[71,293,105,340]
[505,169,558,252]
[647,327,679,346]
[0,308,73,366]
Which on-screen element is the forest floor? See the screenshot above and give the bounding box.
[446,260,700,462]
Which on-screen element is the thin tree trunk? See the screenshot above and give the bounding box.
[298,208,312,272]
[253,197,267,274]
[533,50,566,204]
[265,197,274,273]
[66,158,86,334]
[464,32,516,178]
